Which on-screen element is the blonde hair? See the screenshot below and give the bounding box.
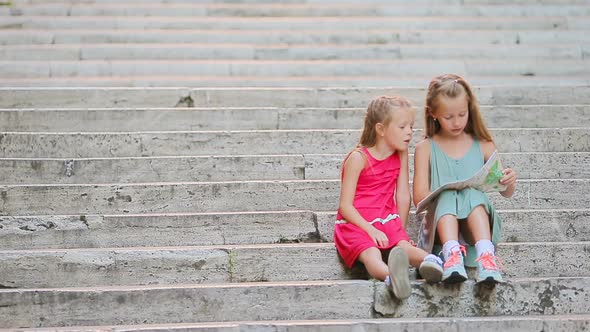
[358,95,414,148]
[424,74,492,141]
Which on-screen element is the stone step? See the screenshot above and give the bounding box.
[2,105,588,132]
[0,128,587,158]
[0,241,588,288]
[8,0,590,4]
[0,277,589,328]
[2,29,589,45]
[2,16,588,30]
[0,179,587,215]
[2,208,588,249]
[373,277,590,318]
[1,152,587,184]
[2,86,589,108]
[6,315,590,332]
[0,280,375,328]
[4,4,590,17]
[0,43,585,61]
[0,155,306,184]
[2,209,588,250]
[3,60,590,78]
[2,75,590,88]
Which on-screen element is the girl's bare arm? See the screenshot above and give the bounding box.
[412,140,432,206]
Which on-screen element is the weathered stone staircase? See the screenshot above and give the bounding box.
[0,0,589,330]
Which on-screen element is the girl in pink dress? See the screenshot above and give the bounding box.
[335,96,443,299]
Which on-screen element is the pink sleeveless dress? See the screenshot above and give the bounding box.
[335,147,410,268]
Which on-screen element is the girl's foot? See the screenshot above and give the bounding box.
[387,247,411,299]
[419,254,443,283]
[442,245,468,284]
[475,252,503,284]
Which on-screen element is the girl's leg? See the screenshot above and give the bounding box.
[396,240,427,268]
[464,205,491,243]
[357,247,411,299]
[437,214,460,243]
[397,240,443,283]
[437,214,467,283]
[437,214,464,259]
[357,247,388,280]
[465,205,502,283]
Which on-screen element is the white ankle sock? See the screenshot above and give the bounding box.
[384,275,391,286]
[475,239,495,257]
[442,240,460,261]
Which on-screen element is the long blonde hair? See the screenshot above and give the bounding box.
[424,74,492,141]
[358,95,414,148]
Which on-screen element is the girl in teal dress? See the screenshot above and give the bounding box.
[413,74,518,285]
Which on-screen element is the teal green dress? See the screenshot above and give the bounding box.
[425,139,502,267]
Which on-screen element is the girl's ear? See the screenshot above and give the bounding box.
[426,107,435,119]
[375,122,385,137]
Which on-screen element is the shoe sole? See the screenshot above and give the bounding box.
[388,247,411,299]
[477,276,502,285]
[442,271,468,284]
[419,261,443,283]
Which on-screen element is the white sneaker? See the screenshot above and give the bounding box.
[387,247,411,299]
[419,255,443,283]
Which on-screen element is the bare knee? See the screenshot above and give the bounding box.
[438,214,458,231]
[468,205,488,219]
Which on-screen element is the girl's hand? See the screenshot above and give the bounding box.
[500,167,517,186]
[367,227,389,248]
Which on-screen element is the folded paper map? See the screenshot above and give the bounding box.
[416,150,507,214]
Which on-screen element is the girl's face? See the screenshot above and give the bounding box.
[380,107,414,151]
[432,94,469,137]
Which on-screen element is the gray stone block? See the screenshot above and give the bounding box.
[0,281,375,328]
[6,315,590,332]
[375,277,590,318]
[0,211,321,249]
[2,86,589,108]
[0,179,587,215]
[0,87,192,109]
[4,3,590,17]
[0,128,587,158]
[2,30,590,46]
[1,44,582,61]
[1,209,589,250]
[2,105,588,132]
[0,16,577,30]
[190,86,590,108]
[0,241,589,288]
[2,75,587,88]
[1,151,588,184]
[0,155,306,184]
[0,45,80,61]
[3,60,590,78]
